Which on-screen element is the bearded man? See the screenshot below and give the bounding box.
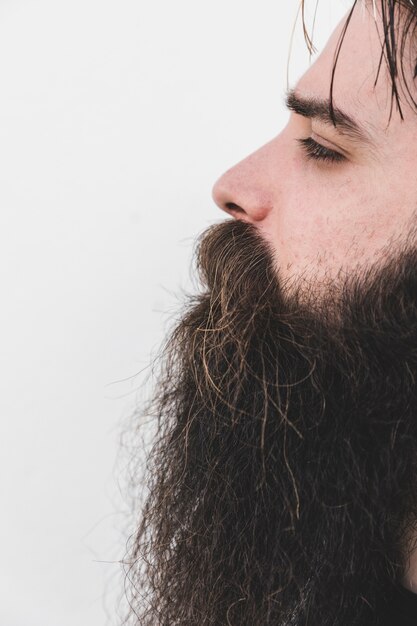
[122,1,417,624]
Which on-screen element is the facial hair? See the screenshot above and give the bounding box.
[123,219,417,626]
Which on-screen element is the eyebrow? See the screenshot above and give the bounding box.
[285,88,374,146]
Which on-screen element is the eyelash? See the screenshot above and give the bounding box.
[297,137,345,164]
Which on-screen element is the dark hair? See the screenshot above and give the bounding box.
[301,0,417,123]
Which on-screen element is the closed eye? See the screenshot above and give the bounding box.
[297,137,346,164]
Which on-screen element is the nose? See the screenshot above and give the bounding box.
[211,149,275,223]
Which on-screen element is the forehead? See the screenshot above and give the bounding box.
[296,3,417,136]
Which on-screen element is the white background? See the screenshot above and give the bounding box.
[0,1,349,624]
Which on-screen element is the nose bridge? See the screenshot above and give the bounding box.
[211,139,277,223]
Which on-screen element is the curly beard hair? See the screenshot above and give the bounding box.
[122,219,417,625]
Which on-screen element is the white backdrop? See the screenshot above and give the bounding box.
[0,1,349,624]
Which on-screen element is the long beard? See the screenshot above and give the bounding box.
[123,220,417,625]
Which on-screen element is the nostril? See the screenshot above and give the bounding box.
[225,202,245,215]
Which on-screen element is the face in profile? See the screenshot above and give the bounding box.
[123,3,417,625]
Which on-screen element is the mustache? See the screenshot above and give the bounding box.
[197,219,278,305]
[184,220,323,420]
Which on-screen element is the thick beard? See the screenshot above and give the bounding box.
[123,220,417,625]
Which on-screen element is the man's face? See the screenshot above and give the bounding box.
[124,4,417,626]
[212,3,417,293]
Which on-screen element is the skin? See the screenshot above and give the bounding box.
[212,4,417,294]
[211,3,417,592]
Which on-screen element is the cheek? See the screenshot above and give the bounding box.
[274,176,399,274]
[281,208,346,269]
[276,180,352,264]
